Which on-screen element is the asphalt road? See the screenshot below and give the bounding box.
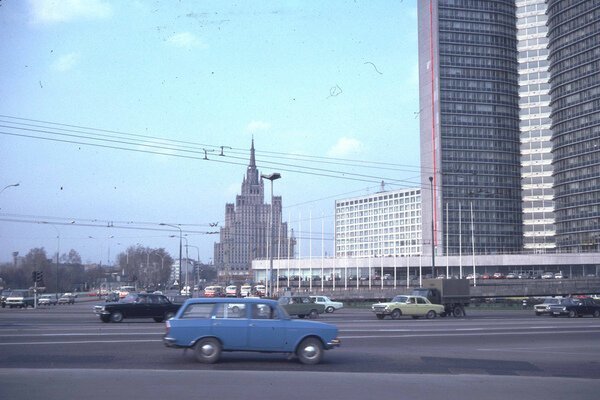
[1,300,600,399]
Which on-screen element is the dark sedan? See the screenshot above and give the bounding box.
[94,293,182,323]
[548,297,600,318]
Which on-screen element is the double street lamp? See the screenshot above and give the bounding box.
[261,172,281,297]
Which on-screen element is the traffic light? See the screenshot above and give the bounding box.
[36,271,43,284]
[32,271,37,282]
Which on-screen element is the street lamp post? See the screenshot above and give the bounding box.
[42,221,73,293]
[186,244,200,294]
[261,172,281,297]
[0,182,20,195]
[429,176,436,278]
[161,223,182,289]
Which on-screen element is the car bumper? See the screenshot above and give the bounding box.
[324,338,341,350]
[163,336,185,348]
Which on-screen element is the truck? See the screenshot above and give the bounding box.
[412,279,470,317]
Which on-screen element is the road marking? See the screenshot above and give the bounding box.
[0,339,162,346]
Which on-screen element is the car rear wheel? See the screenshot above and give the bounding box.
[296,338,323,365]
[110,311,124,323]
[194,338,221,364]
[391,309,402,320]
[325,306,335,313]
[426,310,437,319]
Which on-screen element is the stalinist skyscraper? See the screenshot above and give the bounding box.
[213,140,294,281]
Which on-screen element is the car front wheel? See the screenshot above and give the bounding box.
[194,338,221,364]
[391,309,402,320]
[426,310,437,319]
[568,310,577,318]
[308,309,319,319]
[593,310,600,318]
[110,311,124,323]
[296,338,323,365]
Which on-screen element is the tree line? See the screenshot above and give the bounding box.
[0,245,175,293]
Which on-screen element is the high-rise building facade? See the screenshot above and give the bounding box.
[517,0,556,251]
[546,0,600,252]
[213,141,293,279]
[335,188,422,258]
[418,0,524,256]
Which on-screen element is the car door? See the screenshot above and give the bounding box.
[415,297,431,316]
[210,302,249,350]
[247,303,286,350]
[402,297,419,316]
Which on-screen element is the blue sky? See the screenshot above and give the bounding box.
[0,0,420,264]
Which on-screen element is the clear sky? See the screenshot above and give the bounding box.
[0,0,421,265]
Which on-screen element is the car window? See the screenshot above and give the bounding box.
[214,303,246,319]
[251,303,275,319]
[392,296,408,303]
[416,297,426,304]
[181,303,214,319]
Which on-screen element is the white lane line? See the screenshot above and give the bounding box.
[0,339,163,346]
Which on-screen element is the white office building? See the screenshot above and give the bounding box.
[335,188,422,258]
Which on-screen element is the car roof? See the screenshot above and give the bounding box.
[184,297,278,306]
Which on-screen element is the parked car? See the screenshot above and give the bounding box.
[278,295,325,319]
[548,297,600,318]
[38,294,59,306]
[492,272,505,279]
[163,297,340,364]
[534,297,563,316]
[372,295,445,320]
[240,284,252,297]
[203,286,224,297]
[554,272,568,279]
[94,293,183,323]
[58,294,76,305]
[310,295,344,313]
[506,273,517,279]
[225,285,239,297]
[542,272,555,279]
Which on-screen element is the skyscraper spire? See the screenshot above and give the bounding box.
[245,138,259,186]
[249,136,256,170]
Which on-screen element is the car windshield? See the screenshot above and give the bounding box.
[121,294,138,303]
[391,296,408,303]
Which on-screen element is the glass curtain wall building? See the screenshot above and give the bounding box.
[418,0,523,256]
[546,0,600,252]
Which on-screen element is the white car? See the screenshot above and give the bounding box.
[310,295,344,313]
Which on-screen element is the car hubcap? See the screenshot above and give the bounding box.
[302,345,317,359]
[201,343,215,356]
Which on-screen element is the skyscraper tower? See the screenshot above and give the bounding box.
[546,0,600,252]
[418,0,524,256]
[213,140,294,279]
[517,0,556,252]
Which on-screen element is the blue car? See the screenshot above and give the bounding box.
[163,297,340,364]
